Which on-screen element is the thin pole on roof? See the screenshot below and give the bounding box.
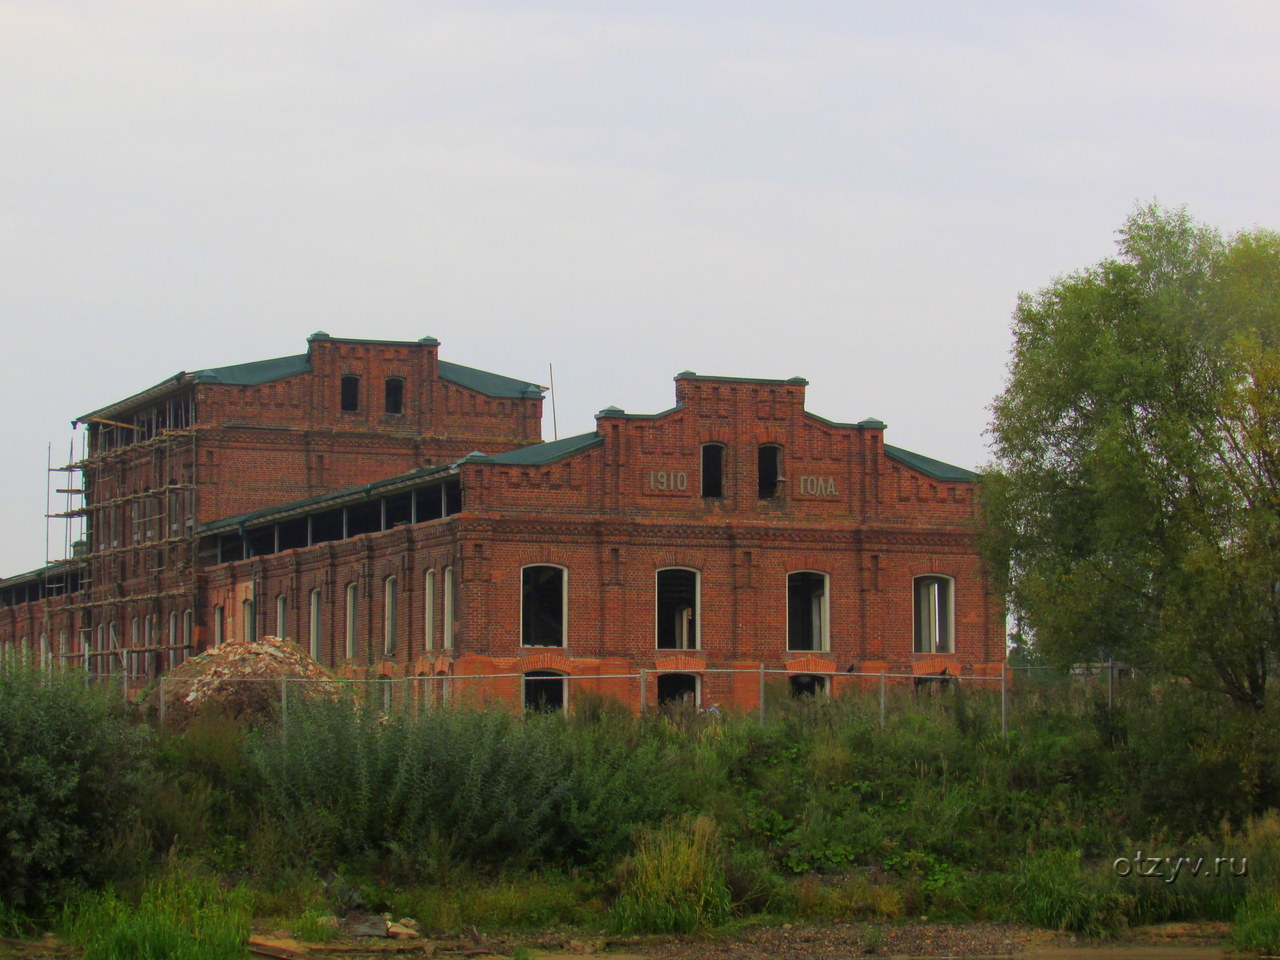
[548,363,559,441]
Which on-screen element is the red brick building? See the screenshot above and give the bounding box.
[0,335,1003,710]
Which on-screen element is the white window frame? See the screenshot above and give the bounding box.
[913,575,955,655]
[520,563,568,648]
[786,570,830,653]
[345,582,358,659]
[384,575,398,655]
[655,567,701,651]
[443,566,454,650]
[309,589,322,661]
[423,569,435,651]
[276,593,288,639]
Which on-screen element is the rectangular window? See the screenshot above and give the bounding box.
[340,375,360,412]
[213,606,224,647]
[787,571,829,652]
[656,568,699,650]
[243,598,256,643]
[276,593,287,640]
[345,583,358,659]
[385,377,405,415]
[423,570,435,650]
[701,443,724,498]
[758,444,782,499]
[914,576,953,654]
[309,589,322,661]
[443,566,454,650]
[384,576,398,655]
[521,565,566,647]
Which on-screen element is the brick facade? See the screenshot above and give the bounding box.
[1,341,1004,710]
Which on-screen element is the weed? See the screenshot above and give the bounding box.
[612,815,731,934]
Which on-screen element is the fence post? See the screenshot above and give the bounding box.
[639,668,646,716]
[758,663,766,723]
[1001,661,1008,741]
[880,669,886,729]
[280,676,288,739]
[158,676,165,728]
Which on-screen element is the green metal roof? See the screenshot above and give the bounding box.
[884,445,979,482]
[0,559,78,589]
[438,360,545,399]
[192,353,312,385]
[482,432,603,465]
[675,372,809,386]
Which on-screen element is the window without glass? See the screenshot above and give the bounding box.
[656,568,699,650]
[385,377,405,415]
[309,589,322,661]
[914,576,953,654]
[523,670,566,713]
[787,571,829,652]
[657,672,698,706]
[701,443,725,498]
[521,565,566,647]
[340,375,360,412]
[758,444,782,499]
[423,570,435,650]
[789,674,827,698]
[345,583,358,659]
[384,576,398,655]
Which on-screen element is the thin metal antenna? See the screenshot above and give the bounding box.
[549,363,559,441]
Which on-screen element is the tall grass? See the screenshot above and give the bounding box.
[59,862,249,960]
[611,816,731,933]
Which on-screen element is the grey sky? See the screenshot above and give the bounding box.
[3,1,1278,575]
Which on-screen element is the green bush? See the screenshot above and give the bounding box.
[1011,850,1130,937]
[0,663,154,913]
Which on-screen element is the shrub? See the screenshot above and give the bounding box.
[1010,850,1130,937]
[611,816,731,933]
[0,663,154,913]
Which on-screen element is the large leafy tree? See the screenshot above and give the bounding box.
[984,206,1280,709]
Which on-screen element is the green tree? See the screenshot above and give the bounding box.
[984,205,1280,709]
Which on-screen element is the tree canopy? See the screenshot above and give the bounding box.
[984,205,1280,709]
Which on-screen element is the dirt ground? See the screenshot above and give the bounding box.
[0,920,1238,960]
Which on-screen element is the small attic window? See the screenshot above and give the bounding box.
[340,375,360,412]
[385,377,405,415]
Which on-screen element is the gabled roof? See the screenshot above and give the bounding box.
[192,353,312,385]
[438,360,545,399]
[885,445,979,482]
[482,432,603,465]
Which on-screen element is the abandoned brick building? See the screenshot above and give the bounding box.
[0,333,1004,710]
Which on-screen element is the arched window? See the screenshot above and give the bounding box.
[213,607,224,648]
[345,583,359,659]
[701,443,725,498]
[657,672,699,706]
[309,589,322,661]
[758,444,782,499]
[787,571,829,652]
[656,568,699,650]
[914,576,954,654]
[521,565,566,647]
[423,569,435,651]
[384,576,398,655]
[385,377,405,415]
[243,598,256,643]
[789,674,827,698]
[276,593,288,639]
[523,670,566,713]
[443,567,454,650]
[340,375,361,412]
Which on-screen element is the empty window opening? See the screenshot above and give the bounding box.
[914,576,953,654]
[277,517,309,551]
[657,672,699,707]
[656,568,699,650]
[341,375,361,412]
[521,565,566,647]
[385,492,413,527]
[443,477,463,515]
[423,569,435,650]
[523,670,566,713]
[790,674,827,698]
[701,443,725,498]
[787,571,829,652]
[384,576,398,655]
[345,583,358,659]
[758,444,782,499]
[416,485,445,522]
[309,589,323,661]
[385,377,405,415]
[246,527,273,557]
[346,501,381,537]
[311,510,343,544]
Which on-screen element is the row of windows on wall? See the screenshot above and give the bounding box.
[699,443,783,499]
[522,670,829,714]
[341,375,405,414]
[210,568,456,664]
[520,566,954,654]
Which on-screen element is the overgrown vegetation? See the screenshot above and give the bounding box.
[1,662,1278,949]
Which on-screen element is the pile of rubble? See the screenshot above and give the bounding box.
[150,636,347,730]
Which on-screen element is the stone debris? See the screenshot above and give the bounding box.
[147,636,348,730]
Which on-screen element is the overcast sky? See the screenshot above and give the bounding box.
[2,0,1278,576]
